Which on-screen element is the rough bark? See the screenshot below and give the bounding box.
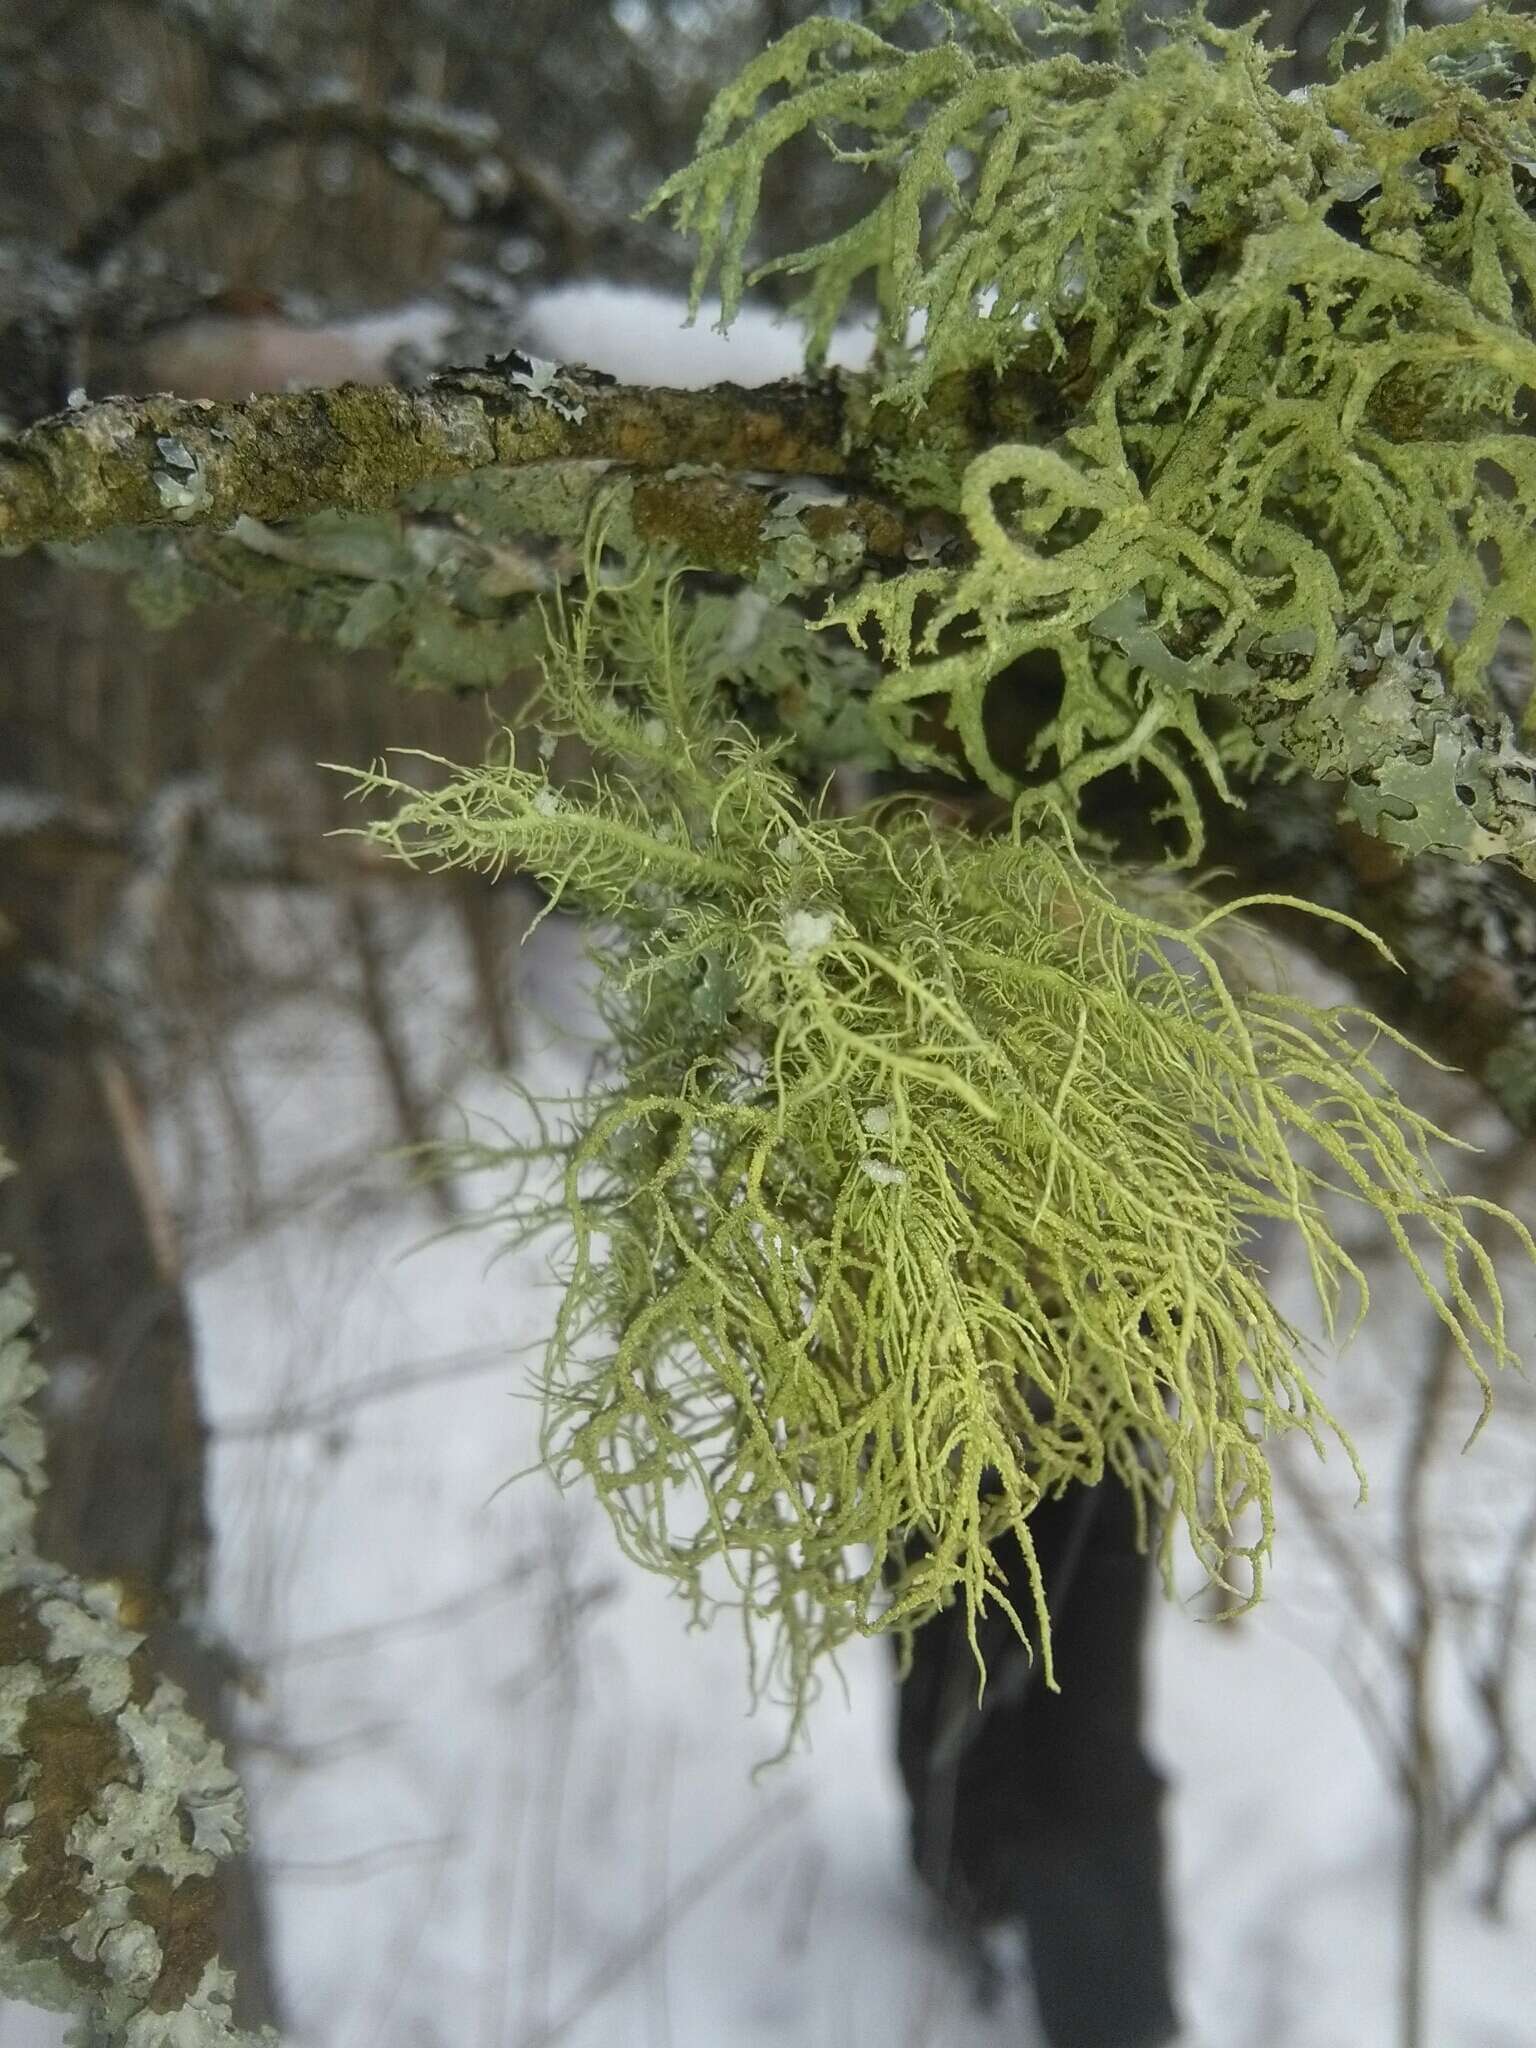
[0,1251,269,2045]
[0,369,868,548]
[0,833,282,2033]
[891,1476,1178,2048]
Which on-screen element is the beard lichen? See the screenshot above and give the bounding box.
[344,529,1533,1739]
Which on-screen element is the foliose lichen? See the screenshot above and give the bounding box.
[648,0,1536,866]
[0,1159,270,2047]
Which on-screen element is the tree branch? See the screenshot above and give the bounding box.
[0,365,888,549]
[6,359,1533,1125]
[66,92,585,277]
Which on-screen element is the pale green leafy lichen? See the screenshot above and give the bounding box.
[69,1893,162,1997]
[646,0,1536,863]
[1,1157,270,2047]
[121,1961,250,2048]
[754,489,867,605]
[70,1685,247,1887]
[346,526,1534,1736]
[0,1265,47,1560]
[487,352,592,425]
[37,1588,138,1716]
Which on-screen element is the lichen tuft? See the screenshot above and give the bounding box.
[346,520,1534,1738]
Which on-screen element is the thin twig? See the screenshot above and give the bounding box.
[214,1339,523,1441]
[346,888,457,1223]
[67,95,568,273]
[270,1566,544,1667]
[512,1791,807,2048]
[1395,1322,1457,2048]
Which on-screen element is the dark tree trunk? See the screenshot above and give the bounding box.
[0,835,284,2034]
[891,1476,1179,2048]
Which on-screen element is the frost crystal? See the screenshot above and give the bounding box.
[780,907,836,962]
[860,1157,907,1187]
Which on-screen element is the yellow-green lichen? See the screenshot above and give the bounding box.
[647,0,1536,862]
[345,525,1534,1738]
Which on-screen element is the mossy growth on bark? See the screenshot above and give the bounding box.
[346,516,1534,1736]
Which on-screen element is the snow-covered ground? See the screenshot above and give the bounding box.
[6,882,1528,2048]
[520,282,887,388]
[128,282,888,405]
[125,898,1536,2048]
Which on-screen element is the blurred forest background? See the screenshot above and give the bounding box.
[1,3,1532,2045]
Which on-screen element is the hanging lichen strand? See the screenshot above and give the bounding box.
[346,531,1533,1737]
[647,0,1536,868]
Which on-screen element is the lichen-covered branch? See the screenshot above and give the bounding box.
[0,362,869,549]
[55,457,941,646]
[6,0,1536,1129]
[0,1193,269,2047]
[14,348,1535,879]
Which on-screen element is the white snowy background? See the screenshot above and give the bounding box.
[6,286,1533,2048]
[175,893,1536,2048]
